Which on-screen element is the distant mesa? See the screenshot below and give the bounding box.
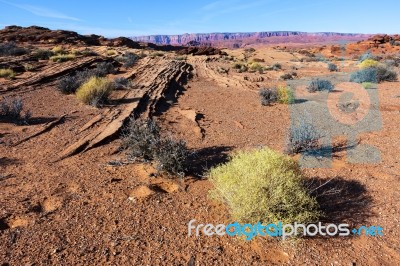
[131,31,372,47]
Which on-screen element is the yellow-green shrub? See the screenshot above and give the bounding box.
[249,62,263,72]
[0,68,16,79]
[50,54,76,62]
[277,86,295,104]
[361,82,377,89]
[358,59,379,69]
[106,49,117,56]
[76,77,114,106]
[209,148,320,224]
[52,46,66,54]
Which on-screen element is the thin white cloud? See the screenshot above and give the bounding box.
[0,1,81,21]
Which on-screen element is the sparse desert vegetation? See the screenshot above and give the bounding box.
[1,24,400,266]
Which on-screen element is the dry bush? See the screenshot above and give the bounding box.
[209,147,321,224]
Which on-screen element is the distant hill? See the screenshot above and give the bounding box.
[130,31,371,47]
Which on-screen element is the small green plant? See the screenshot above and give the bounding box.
[208,147,320,224]
[306,79,334,93]
[277,86,295,104]
[50,54,76,62]
[0,69,16,79]
[327,63,338,72]
[76,77,114,106]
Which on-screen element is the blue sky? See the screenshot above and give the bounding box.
[0,0,399,37]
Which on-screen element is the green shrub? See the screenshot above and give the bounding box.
[52,46,66,55]
[358,59,379,69]
[277,86,295,104]
[76,77,114,106]
[306,79,334,93]
[0,69,16,79]
[208,147,320,224]
[249,62,264,72]
[50,54,76,62]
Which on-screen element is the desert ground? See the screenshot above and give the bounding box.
[1,27,400,265]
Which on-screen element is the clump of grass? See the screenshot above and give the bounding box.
[358,59,379,69]
[327,63,338,72]
[121,118,190,176]
[174,55,186,61]
[76,77,114,107]
[249,62,264,72]
[32,49,54,60]
[306,79,334,93]
[106,49,117,56]
[277,86,295,104]
[0,42,28,56]
[208,147,321,224]
[0,69,16,79]
[52,46,66,55]
[57,62,116,94]
[149,51,164,58]
[0,97,31,123]
[50,54,76,62]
